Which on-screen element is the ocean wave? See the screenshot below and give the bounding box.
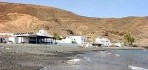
[144,50,147,51]
[66,58,80,64]
[115,54,120,57]
[128,65,148,70]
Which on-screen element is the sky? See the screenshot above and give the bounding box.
[0,0,148,18]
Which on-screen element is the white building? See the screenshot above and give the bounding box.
[95,37,111,47]
[0,33,13,43]
[58,36,87,45]
[7,29,56,44]
[113,42,124,47]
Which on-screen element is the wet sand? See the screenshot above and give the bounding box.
[0,44,144,70]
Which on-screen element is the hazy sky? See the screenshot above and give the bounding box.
[1,0,148,18]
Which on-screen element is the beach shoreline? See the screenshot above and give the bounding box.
[0,44,145,53]
[0,44,145,70]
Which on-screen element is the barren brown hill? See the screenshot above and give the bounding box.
[0,2,148,46]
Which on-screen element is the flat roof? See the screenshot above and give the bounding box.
[16,35,54,38]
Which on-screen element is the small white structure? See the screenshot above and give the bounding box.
[0,33,13,43]
[113,42,124,47]
[58,36,87,45]
[95,37,111,47]
[36,29,51,36]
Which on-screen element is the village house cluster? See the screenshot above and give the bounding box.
[0,29,123,47]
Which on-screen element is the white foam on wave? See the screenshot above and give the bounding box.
[83,57,90,61]
[115,54,120,57]
[100,51,121,57]
[100,51,113,55]
[67,58,81,64]
[128,65,148,70]
[100,51,106,53]
[107,52,112,54]
[144,50,147,51]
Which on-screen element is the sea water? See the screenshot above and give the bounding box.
[40,50,148,70]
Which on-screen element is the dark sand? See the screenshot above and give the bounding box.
[0,44,144,70]
[0,44,84,70]
[0,51,84,70]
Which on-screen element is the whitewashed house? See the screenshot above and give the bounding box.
[8,29,56,44]
[58,36,87,45]
[95,37,111,47]
[0,32,13,43]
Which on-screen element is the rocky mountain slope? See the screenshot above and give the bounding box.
[0,2,148,46]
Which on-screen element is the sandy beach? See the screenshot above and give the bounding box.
[0,44,145,70]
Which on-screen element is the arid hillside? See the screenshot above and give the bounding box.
[0,2,148,46]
